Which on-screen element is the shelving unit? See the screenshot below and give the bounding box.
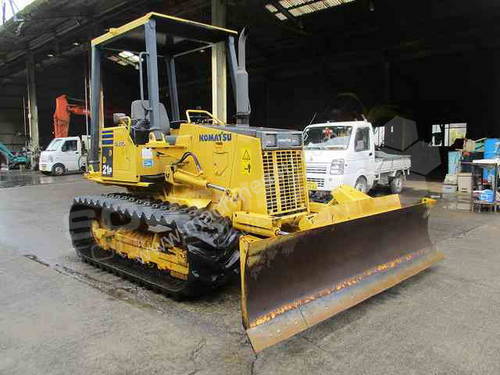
[463,160,500,212]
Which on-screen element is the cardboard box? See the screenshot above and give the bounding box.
[444,174,458,185]
[442,184,458,193]
[457,173,472,194]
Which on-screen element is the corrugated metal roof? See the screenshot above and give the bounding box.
[265,0,355,20]
[0,0,208,80]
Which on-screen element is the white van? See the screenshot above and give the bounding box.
[39,136,88,176]
[303,121,411,200]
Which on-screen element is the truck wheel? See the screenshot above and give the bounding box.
[52,164,66,176]
[390,172,404,194]
[354,176,368,193]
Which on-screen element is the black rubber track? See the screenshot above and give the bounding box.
[69,193,240,299]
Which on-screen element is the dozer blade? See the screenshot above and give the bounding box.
[240,202,443,352]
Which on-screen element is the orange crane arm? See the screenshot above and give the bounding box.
[53,95,90,138]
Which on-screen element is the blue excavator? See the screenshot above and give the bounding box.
[0,141,29,169]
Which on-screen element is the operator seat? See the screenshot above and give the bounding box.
[130,100,170,145]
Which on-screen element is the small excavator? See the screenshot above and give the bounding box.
[69,13,443,352]
[0,141,29,169]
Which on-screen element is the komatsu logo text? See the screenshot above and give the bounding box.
[199,133,232,142]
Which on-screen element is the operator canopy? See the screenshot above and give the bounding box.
[92,12,238,55]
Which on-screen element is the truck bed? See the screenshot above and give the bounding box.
[374,150,411,175]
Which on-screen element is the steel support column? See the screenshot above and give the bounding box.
[211,0,227,123]
[89,45,102,171]
[26,52,39,167]
[166,55,180,121]
[144,19,164,132]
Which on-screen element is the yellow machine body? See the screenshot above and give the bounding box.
[91,221,189,280]
[88,121,311,235]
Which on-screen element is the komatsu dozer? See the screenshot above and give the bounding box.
[69,13,443,352]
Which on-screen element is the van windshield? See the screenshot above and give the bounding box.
[304,126,353,150]
[46,139,63,151]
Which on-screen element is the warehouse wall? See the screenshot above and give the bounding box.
[246,49,500,142]
[249,63,387,130]
[0,84,27,152]
[0,55,92,151]
[34,57,90,149]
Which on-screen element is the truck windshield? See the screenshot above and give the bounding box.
[304,126,353,150]
[46,139,63,151]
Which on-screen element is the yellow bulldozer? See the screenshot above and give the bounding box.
[69,13,443,352]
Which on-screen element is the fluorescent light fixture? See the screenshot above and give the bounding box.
[265,0,355,20]
[265,4,279,12]
[108,51,141,69]
[118,51,140,63]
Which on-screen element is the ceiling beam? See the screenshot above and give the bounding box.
[266,0,303,30]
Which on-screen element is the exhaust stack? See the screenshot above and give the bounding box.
[228,29,251,126]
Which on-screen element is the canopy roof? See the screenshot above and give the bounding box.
[92,12,238,54]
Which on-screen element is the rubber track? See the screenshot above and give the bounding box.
[69,193,239,298]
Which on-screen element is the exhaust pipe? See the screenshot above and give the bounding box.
[228,29,251,126]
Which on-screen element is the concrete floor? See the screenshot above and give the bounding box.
[1,170,500,374]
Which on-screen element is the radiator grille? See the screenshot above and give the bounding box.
[262,150,308,215]
[307,177,325,188]
[306,164,328,174]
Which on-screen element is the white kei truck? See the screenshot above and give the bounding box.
[303,121,411,201]
[39,136,90,176]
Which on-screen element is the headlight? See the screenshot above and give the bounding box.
[288,134,302,147]
[261,132,302,148]
[330,159,344,175]
[262,133,277,148]
[277,134,302,147]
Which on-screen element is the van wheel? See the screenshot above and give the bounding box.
[354,176,368,193]
[52,164,65,176]
[390,172,404,194]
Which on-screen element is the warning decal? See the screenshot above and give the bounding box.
[241,149,251,175]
